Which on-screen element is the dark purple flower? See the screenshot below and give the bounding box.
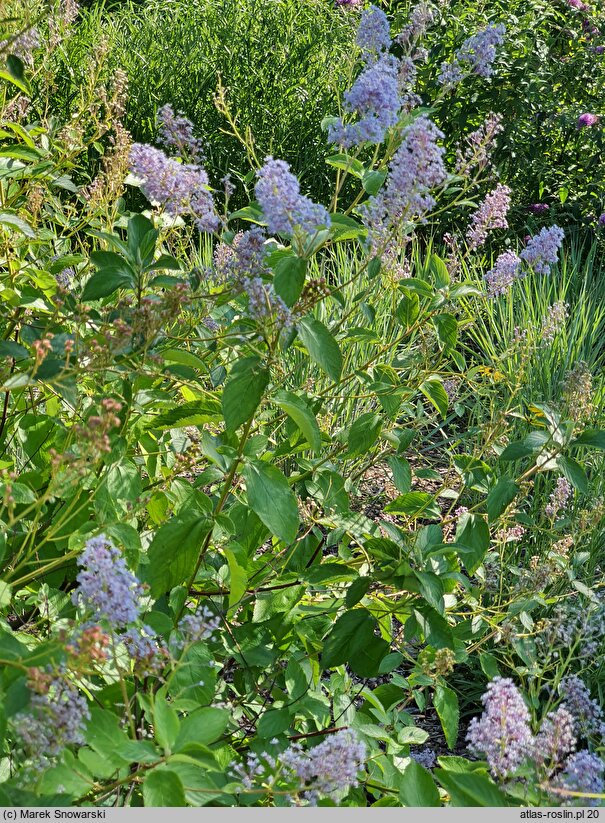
[598,213,605,227]
[577,113,599,129]
[529,203,550,214]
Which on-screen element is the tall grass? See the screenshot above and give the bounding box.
[45,0,356,203]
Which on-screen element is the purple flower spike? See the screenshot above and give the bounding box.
[72,534,144,628]
[466,677,534,779]
[255,157,330,236]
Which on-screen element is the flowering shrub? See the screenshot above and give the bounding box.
[1,0,605,809]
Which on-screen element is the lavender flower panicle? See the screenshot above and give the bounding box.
[534,706,576,766]
[72,535,144,628]
[520,225,565,275]
[213,227,268,285]
[255,157,330,236]
[364,115,446,233]
[540,301,568,344]
[0,27,41,66]
[398,3,434,49]
[439,23,505,86]
[356,5,391,61]
[129,143,219,233]
[243,277,294,331]
[282,730,367,805]
[123,625,168,676]
[545,477,573,518]
[410,748,437,769]
[466,183,511,249]
[456,23,506,78]
[176,605,221,648]
[553,751,605,807]
[560,676,605,739]
[156,104,205,163]
[484,251,521,297]
[328,55,401,148]
[466,677,534,779]
[15,671,90,767]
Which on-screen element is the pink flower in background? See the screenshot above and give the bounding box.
[577,113,599,128]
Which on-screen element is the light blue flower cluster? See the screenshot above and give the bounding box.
[72,534,143,627]
[520,225,565,275]
[129,142,219,233]
[255,157,330,236]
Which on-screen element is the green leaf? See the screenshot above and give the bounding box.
[174,707,229,751]
[222,357,270,432]
[90,250,136,277]
[143,769,187,807]
[414,571,444,614]
[0,54,31,94]
[396,290,420,327]
[347,412,382,457]
[321,607,385,672]
[153,697,180,751]
[434,769,511,806]
[557,455,588,493]
[434,684,459,749]
[325,153,364,177]
[453,514,490,575]
[362,168,387,195]
[0,581,12,608]
[479,652,500,679]
[106,459,142,503]
[145,398,222,430]
[275,390,321,453]
[486,478,519,522]
[257,708,291,738]
[399,760,441,807]
[387,455,412,493]
[297,316,342,381]
[0,211,35,237]
[150,254,182,271]
[345,576,371,608]
[321,609,375,669]
[572,429,605,450]
[142,513,212,597]
[242,460,299,543]
[273,256,307,307]
[0,340,28,360]
[81,269,132,301]
[420,379,449,418]
[432,313,458,352]
[223,545,248,613]
[429,253,450,288]
[128,214,158,266]
[385,492,441,520]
